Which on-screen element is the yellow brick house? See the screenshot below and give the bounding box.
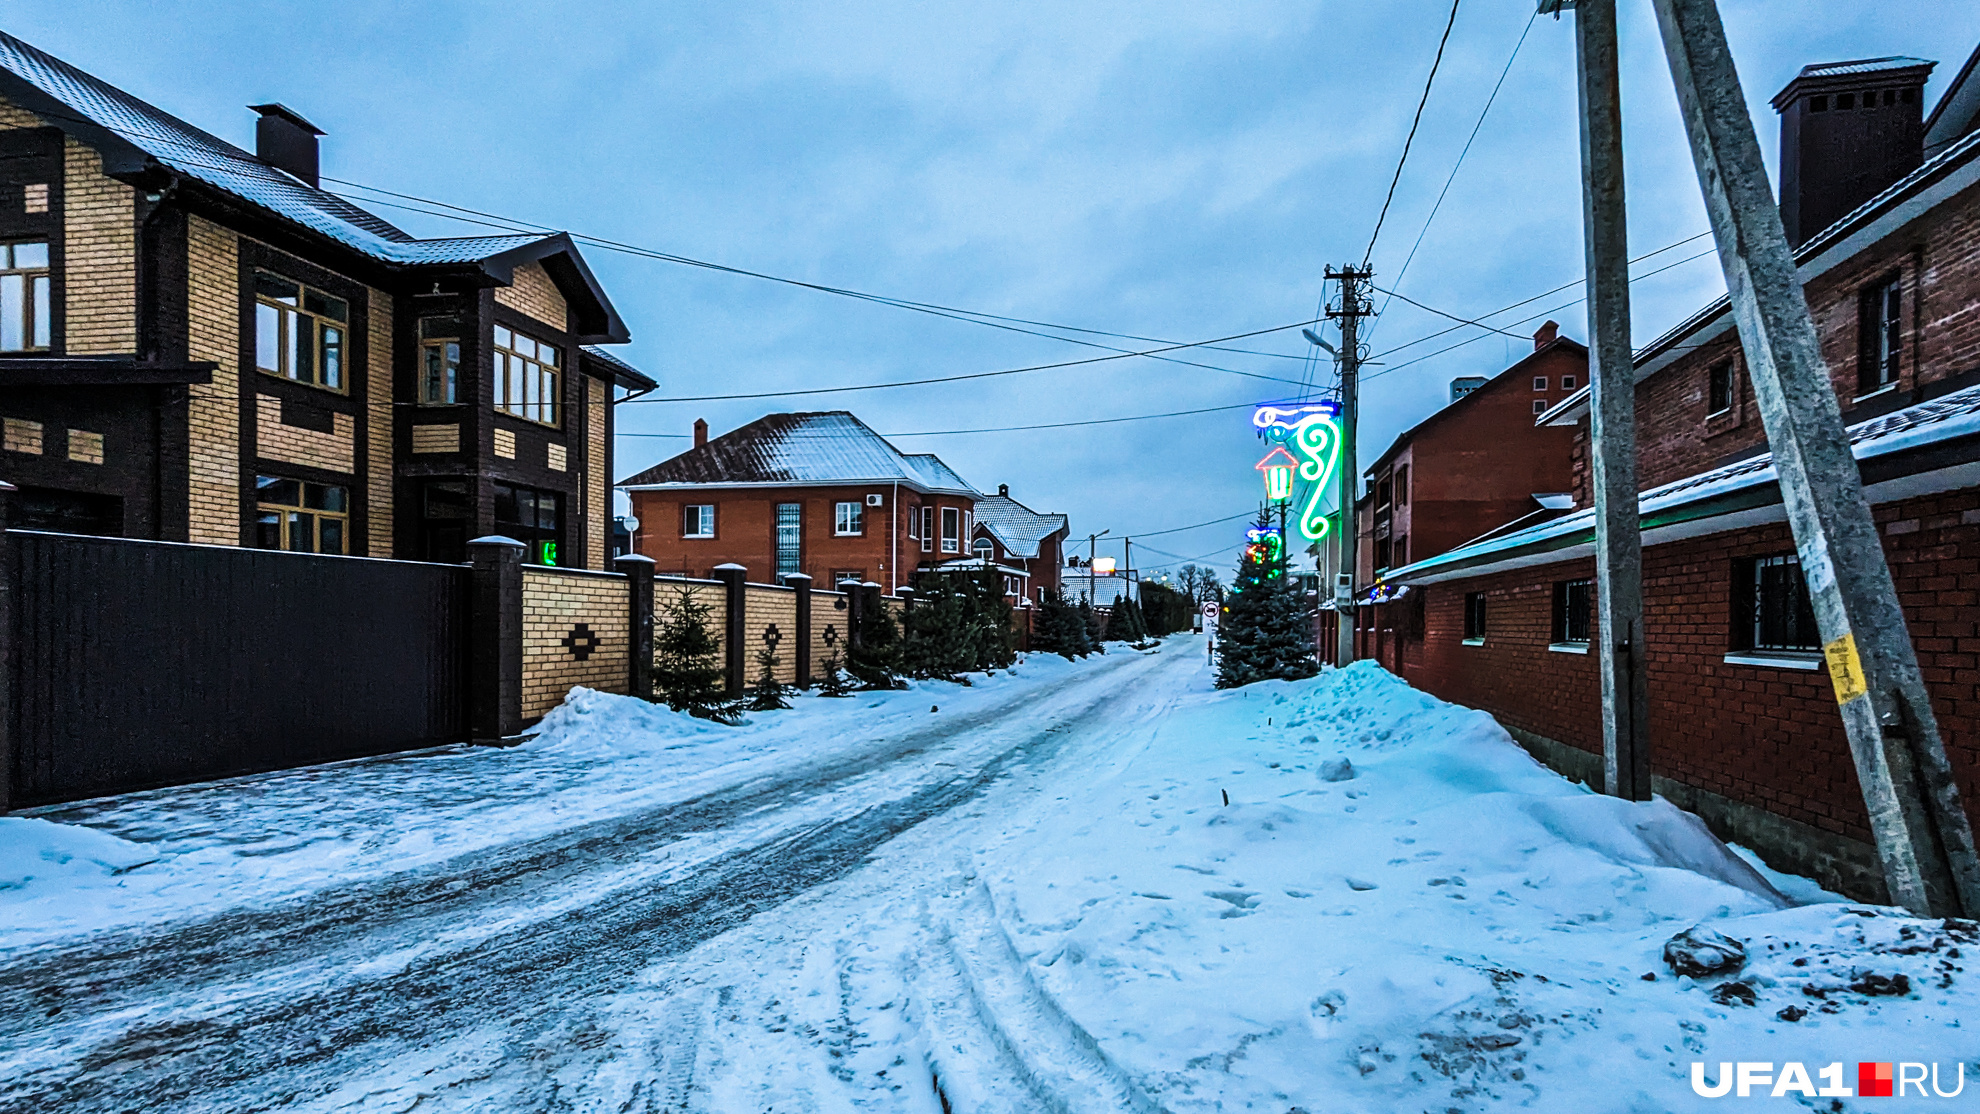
[0,31,654,566]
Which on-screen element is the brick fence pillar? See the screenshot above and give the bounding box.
[616,553,655,701]
[714,563,747,695]
[786,572,813,687]
[840,578,865,651]
[0,481,13,813]
[468,535,526,743]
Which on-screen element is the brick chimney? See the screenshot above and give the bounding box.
[998,483,1009,496]
[1771,57,1934,247]
[1533,320,1559,351]
[248,104,324,187]
[693,418,708,448]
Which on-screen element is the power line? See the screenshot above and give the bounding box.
[1364,0,1464,267]
[620,318,1319,403]
[618,401,1258,439]
[1121,509,1261,540]
[1373,285,1526,339]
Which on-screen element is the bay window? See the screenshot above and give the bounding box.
[494,324,560,426]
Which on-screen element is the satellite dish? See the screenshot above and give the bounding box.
[1301,328,1338,357]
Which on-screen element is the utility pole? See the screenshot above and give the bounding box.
[1326,264,1373,667]
[1649,0,1980,917]
[1547,0,1652,801]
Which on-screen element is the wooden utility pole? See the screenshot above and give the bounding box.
[1547,0,1653,801]
[1649,0,1980,916]
[1326,265,1373,667]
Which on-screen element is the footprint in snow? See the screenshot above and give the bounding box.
[1346,877,1379,891]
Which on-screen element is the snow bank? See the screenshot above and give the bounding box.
[975,661,1971,1113]
[0,817,156,893]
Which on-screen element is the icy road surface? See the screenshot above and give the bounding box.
[3,641,1975,1112]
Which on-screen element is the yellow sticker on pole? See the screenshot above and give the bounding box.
[1823,632,1868,706]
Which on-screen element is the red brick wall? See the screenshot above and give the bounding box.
[1404,486,1980,848]
[629,484,974,589]
[1633,177,1980,493]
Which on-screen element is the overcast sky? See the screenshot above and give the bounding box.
[16,1,1978,573]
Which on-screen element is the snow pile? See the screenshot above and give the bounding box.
[0,817,155,892]
[972,661,1974,1113]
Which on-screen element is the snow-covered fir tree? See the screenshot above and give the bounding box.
[1215,517,1319,688]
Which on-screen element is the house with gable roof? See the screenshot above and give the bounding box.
[618,411,980,591]
[0,30,653,567]
[968,482,1070,606]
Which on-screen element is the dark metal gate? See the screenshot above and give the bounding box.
[6,531,471,808]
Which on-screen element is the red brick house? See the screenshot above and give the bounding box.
[618,411,979,590]
[1382,48,1980,902]
[969,483,1070,606]
[1358,321,1585,580]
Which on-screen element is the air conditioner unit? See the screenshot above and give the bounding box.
[866,493,884,506]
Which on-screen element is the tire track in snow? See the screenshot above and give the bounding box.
[0,649,1188,1113]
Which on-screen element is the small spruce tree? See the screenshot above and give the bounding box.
[747,646,791,711]
[817,647,852,696]
[1215,516,1320,688]
[654,587,742,721]
[847,595,906,689]
[1078,598,1105,654]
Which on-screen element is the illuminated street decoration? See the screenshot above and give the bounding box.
[1245,525,1283,567]
[1255,446,1298,502]
[1251,401,1343,541]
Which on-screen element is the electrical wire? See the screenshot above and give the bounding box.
[1364,0,1464,267]
[618,401,1259,439]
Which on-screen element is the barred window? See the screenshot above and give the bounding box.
[1552,578,1592,645]
[1736,553,1819,651]
[1463,592,1486,642]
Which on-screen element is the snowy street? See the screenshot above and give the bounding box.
[4,639,1976,1112]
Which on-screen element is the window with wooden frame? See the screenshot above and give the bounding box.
[0,241,52,352]
[418,317,462,404]
[682,504,714,538]
[1552,578,1592,645]
[1463,591,1487,643]
[834,500,865,536]
[493,324,561,426]
[1858,272,1902,394]
[254,475,348,555]
[1733,553,1819,652]
[1707,359,1734,417]
[920,506,934,552]
[494,481,562,566]
[254,271,347,392]
[940,507,961,553]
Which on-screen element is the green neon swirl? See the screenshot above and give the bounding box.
[1291,413,1342,541]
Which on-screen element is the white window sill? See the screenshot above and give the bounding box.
[683,535,714,540]
[1461,637,1485,647]
[1853,382,1898,404]
[834,532,863,538]
[1723,650,1823,671]
[1705,407,1733,421]
[1547,642,1589,655]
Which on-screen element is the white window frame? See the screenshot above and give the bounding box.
[920,506,934,552]
[683,504,715,538]
[1532,376,1548,391]
[940,506,961,553]
[835,500,865,536]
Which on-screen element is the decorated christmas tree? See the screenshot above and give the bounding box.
[1215,515,1319,688]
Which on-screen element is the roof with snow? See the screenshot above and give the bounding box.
[1388,382,1980,586]
[0,30,629,343]
[972,490,1070,558]
[617,412,979,495]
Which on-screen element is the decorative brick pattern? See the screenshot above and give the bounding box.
[521,567,630,719]
[0,97,40,129]
[493,427,516,459]
[4,418,44,454]
[62,138,137,355]
[185,216,241,544]
[23,182,47,213]
[585,377,606,568]
[743,583,801,684]
[411,424,459,454]
[67,429,103,464]
[548,441,567,472]
[494,260,568,331]
[366,287,393,557]
[255,394,355,473]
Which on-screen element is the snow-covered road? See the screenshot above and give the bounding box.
[4,640,1975,1112]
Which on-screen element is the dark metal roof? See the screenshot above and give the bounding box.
[0,29,628,342]
[618,412,979,494]
[579,345,656,392]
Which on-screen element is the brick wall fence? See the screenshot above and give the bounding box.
[522,567,632,720]
[1394,487,1980,901]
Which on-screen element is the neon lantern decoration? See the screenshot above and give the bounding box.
[1252,401,1343,542]
[1255,446,1298,502]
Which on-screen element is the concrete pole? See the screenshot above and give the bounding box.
[1567,0,1653,802]
[1649,0,1980,917]
[1329,265,1370,667]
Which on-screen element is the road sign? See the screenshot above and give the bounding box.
[1200,601,1218,617]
